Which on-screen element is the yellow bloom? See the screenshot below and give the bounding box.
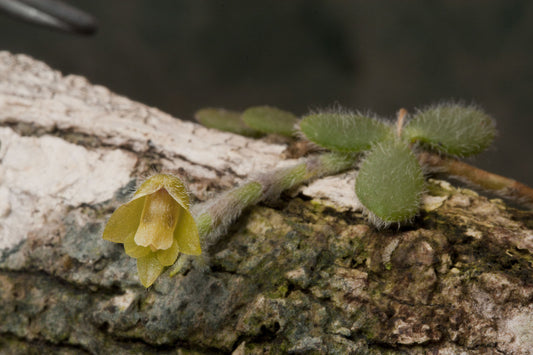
[103,174,201,287]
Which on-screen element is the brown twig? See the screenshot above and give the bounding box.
[418,152,533,208]
[396,108,407,138]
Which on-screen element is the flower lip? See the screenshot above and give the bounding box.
[133,187,182,251]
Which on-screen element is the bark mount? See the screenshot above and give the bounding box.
[0,52,532,354]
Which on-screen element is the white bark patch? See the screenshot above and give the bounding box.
[0,52,362,213]
[0,52,286,178]
[110,289,137,312]
[300,172,362,211]
[498,306,533,354]
[421,194,448,212]
[0,186,10,218]
[0,127,136,250]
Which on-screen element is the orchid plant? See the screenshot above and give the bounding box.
[103,103,533,287]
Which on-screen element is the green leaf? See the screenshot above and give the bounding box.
[242,106,299,137]
[355,139,424,226]
[299,112,392,152]
[194,108,263,137]
[403,103,496,156]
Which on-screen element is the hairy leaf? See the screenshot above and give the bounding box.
[299,112,392,152]
[355,140,424,226]
[404,104,496,156]
[242,106,298,137]
[195,108,263,137]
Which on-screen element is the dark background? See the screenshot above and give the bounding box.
[1,1,532,186]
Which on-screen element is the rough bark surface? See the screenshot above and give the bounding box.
[0,52,532,354]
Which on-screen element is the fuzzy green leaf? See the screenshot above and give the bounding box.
[355,139,424,226]
[242,106,299,137]
[404,104,496,156]
[299,112,392,152]
[194,108,263,137]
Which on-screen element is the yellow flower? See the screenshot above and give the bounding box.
[103,174,201,287]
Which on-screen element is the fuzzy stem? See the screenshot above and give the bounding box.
[418,152,533,208]
[194,152,357,247]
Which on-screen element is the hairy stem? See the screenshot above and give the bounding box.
[418,152,533,207]
[194,152,357,247]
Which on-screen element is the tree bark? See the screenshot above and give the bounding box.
[0,52,532,354]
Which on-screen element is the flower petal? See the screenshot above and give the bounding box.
[124,233,151,258]
[174,210,201,255]
[134,174,190,209]
[133,175,166,199]
[155,240,180,266]
[134,189,181,250]
[137,254,164,288]
[102,197,145,243]
[163,177,191,210]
